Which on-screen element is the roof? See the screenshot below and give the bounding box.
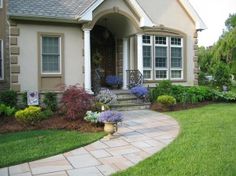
[8,0,97,20]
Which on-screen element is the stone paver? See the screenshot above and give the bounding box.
[4,110,180,176]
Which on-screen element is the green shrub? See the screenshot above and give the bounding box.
[212,62,232,90]
[150,80,172,102]
[0,104,16,117]
[157,95,176,106]
[213,90,236,102]
[0,90,18,107]
[39,109,54,119]
[15,106,42,125]
[43,92,57,111]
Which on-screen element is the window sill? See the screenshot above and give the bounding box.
[144,79,187,83]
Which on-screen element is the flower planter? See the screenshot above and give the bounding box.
[104,122,117,139]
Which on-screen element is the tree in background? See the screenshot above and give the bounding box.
[198,13,236,88]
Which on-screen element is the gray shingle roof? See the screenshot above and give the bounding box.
[8,0,97,20]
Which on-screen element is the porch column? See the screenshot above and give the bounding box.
[83,28,92,92]
[123,38,128,89]
[137,34,143,74]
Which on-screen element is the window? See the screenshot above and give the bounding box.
[0,0,3,8]
[0,40,3,80]
[41,36,61,74]
[142,35,183,81]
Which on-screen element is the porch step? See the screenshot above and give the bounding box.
[110,90,150,111]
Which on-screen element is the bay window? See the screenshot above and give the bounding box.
[142,35,183,81]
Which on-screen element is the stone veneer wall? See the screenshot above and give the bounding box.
[9,21,21,91]
[0,0,10,92]
[193,31,199,85]
[116,39,123,78]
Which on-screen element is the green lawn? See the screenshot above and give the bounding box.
[0,130,105,168]
[114,104,236,176]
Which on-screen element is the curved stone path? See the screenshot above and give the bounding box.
[0,110,180,176]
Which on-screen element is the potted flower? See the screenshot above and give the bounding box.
[98,110,123,139]
[130,86,148,101]
[105,75,123,89]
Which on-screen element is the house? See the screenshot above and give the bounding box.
[0,0,10,92]
[7,0,206,93]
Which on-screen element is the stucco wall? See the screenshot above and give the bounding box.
[138,0,196,85]
[18,23,84,91]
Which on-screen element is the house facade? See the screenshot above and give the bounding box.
[8,0,206,93]
[0,0,10,92]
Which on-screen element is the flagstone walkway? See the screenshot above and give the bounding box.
[0,110,180,176]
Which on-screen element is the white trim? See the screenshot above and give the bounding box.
[83,29,92,92]
[179,0,207,30]
[123,38,129,89]
[40,36,62,75]
[127,0,154,27]
[137,34,143,76]
[78,0,104,21]
[0,39,4,80]
[0,0,3,8]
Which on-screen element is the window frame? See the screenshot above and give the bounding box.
[142,35,153,80]
[40,35,62,75]
[0,0,3,8]
[142,35,184,81]
[0,39,3,80]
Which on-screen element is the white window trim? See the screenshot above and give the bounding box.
[40,36,62,75]
[142,35,184,81]
[170,38,184,80]
[143,35,153,80]
[154,36,169,80]
[0,39,3,80]
[0,0,3,8]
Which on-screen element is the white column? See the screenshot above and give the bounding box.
[123,38,128,89]
[137,34,143,74]
[83,29,92,92]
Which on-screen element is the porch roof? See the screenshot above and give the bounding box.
[8,0,97,22]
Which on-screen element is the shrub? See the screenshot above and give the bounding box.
[212,62,232,90]
[43,92,57,111]
[130,86,148,98]
[0,90,18,107]
[98,110,123,123]
[15,106,42,125]
[213,90,236,102]
[157,95,176,106]
[84,111,100,123]
[105,75,122,87]
[95,89,117,105]
[149,80,172,102]
[61,85,93,120]
[0,104,16,117]
[92,102,110,112]
[39,109,54,119]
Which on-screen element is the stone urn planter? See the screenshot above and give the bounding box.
[98,110,123,140]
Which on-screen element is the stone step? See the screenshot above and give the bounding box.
[110,103,150,111]
[116,98,145,104]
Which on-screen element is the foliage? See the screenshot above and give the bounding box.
[157,95,176,107]
[95,89,117,105]
[0,90,18,108]
[0,130,105,168]
[84,111,101,123]
[98,110,123,123]
[149,80,172,102]
[39,109,54,118]
[43,92,57,111]
[130,86,148,98]
[212,62,232,90]
[20,92,28,109]
[60,85,93,120]
[15,106,42,125]
[213,90,236,102]
[0,104,16,117]
[105,75,122,87]
[225,13,236,31]
[92,102,110,112]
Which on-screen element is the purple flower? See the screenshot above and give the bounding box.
[106,75,123,86]
[98,110,123,123]
[130,86,148,98]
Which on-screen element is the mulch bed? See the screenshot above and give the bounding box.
[0,115,103,134]
[151,101,214,112]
